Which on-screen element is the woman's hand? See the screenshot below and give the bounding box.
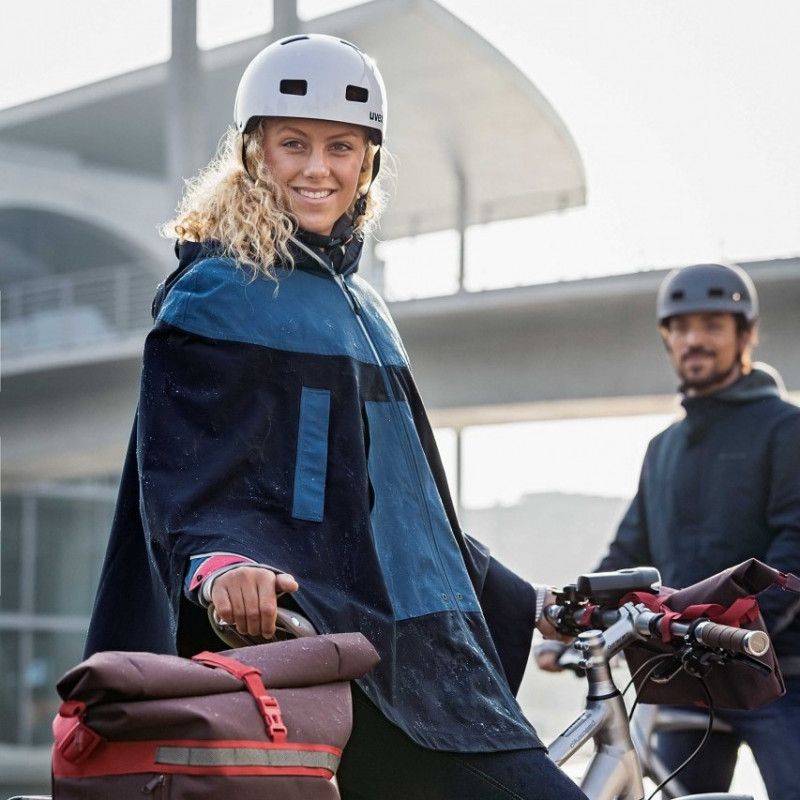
[210,566,299,639]
[535,588,574,644]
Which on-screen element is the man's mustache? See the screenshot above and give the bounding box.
[681,347,716,362]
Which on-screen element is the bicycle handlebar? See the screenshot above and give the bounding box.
[546,602,771,659]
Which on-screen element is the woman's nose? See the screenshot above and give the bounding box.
[304,147,330,177]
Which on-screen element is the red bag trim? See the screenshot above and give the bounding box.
[192,650,288,742]
[53,736,342,780]
[619,591,759,642]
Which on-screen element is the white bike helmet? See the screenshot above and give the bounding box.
[234,33,387,143]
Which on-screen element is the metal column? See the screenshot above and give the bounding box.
[272,0,299,39]
[167,0,203,193]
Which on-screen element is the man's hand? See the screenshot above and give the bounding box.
[534,640,569,672]
[210,567,299,639]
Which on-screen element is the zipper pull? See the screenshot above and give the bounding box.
[142,774,166,794]
[339,277,362,315]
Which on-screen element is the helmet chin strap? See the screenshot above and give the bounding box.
[352,144,381,223]
[240,125,261,181]
[241,135,254,181]
[353,193,368,221]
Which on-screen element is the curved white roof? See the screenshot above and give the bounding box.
[0,0,585,242]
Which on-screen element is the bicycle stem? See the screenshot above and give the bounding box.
[548,631,645,800]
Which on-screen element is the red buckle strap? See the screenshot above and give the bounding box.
[579,603,598,627]
[192,651,288,742]
[620,591,760,642]
[54,700,104,763]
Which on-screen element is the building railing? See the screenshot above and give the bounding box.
[1,263,159,361]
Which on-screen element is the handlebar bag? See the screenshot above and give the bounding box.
[51,632,379,800]
[619,558,800,710]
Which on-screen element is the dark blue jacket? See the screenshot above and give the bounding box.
[598,366,800,674]
[85,238,542,752]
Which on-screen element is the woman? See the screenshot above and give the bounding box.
[85,34,585,799]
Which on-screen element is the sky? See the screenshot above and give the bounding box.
[1,0,798,504]
[382,0,800,295]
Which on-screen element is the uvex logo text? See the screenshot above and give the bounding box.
[369,111,383,123]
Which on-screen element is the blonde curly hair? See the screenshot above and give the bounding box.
[160,119,390,279]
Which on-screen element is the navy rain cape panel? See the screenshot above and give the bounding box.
[85,240,542,753]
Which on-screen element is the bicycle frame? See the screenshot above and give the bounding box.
[545,616,755,800]
[630,705,736,799]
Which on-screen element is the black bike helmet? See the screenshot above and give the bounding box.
[656,262,758,327]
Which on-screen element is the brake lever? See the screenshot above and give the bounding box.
[731,652,773,677]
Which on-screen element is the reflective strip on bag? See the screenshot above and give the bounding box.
[52,737,342,780]
[156,745,340,773]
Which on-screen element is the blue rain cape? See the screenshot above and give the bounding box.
[85,238,543,752]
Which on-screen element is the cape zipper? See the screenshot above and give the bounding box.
[290,236,468,611]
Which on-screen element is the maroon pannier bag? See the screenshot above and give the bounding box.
[52,633,379,799]
[620,559,800,710]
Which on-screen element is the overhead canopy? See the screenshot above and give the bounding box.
[0,0,585,241]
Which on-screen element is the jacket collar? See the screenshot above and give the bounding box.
[682,364,784,413]
[169,224,365,280]
[290,229,364,277]
[680,364,785,444]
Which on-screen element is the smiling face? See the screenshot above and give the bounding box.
[663,311,751,395]
[261,117,369,236]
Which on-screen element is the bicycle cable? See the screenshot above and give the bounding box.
[621,652,673,713]
[643,677,715,800]
[616,653,717,800]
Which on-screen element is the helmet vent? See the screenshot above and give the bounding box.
[670,290,685,301]
[280,79,308,96]
[345,85,369,103]
[708,288,724,298]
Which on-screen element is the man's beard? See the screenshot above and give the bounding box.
[677,348,741,394]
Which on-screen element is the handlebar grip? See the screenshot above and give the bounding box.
[690,621,771,657]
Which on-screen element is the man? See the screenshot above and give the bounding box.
[595,262,800,797]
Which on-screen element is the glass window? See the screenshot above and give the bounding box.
[0,495,22,611]
[0,477,118,748]
[0,632,20,742]
[30,631,86,746]
[35,494,113,615]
